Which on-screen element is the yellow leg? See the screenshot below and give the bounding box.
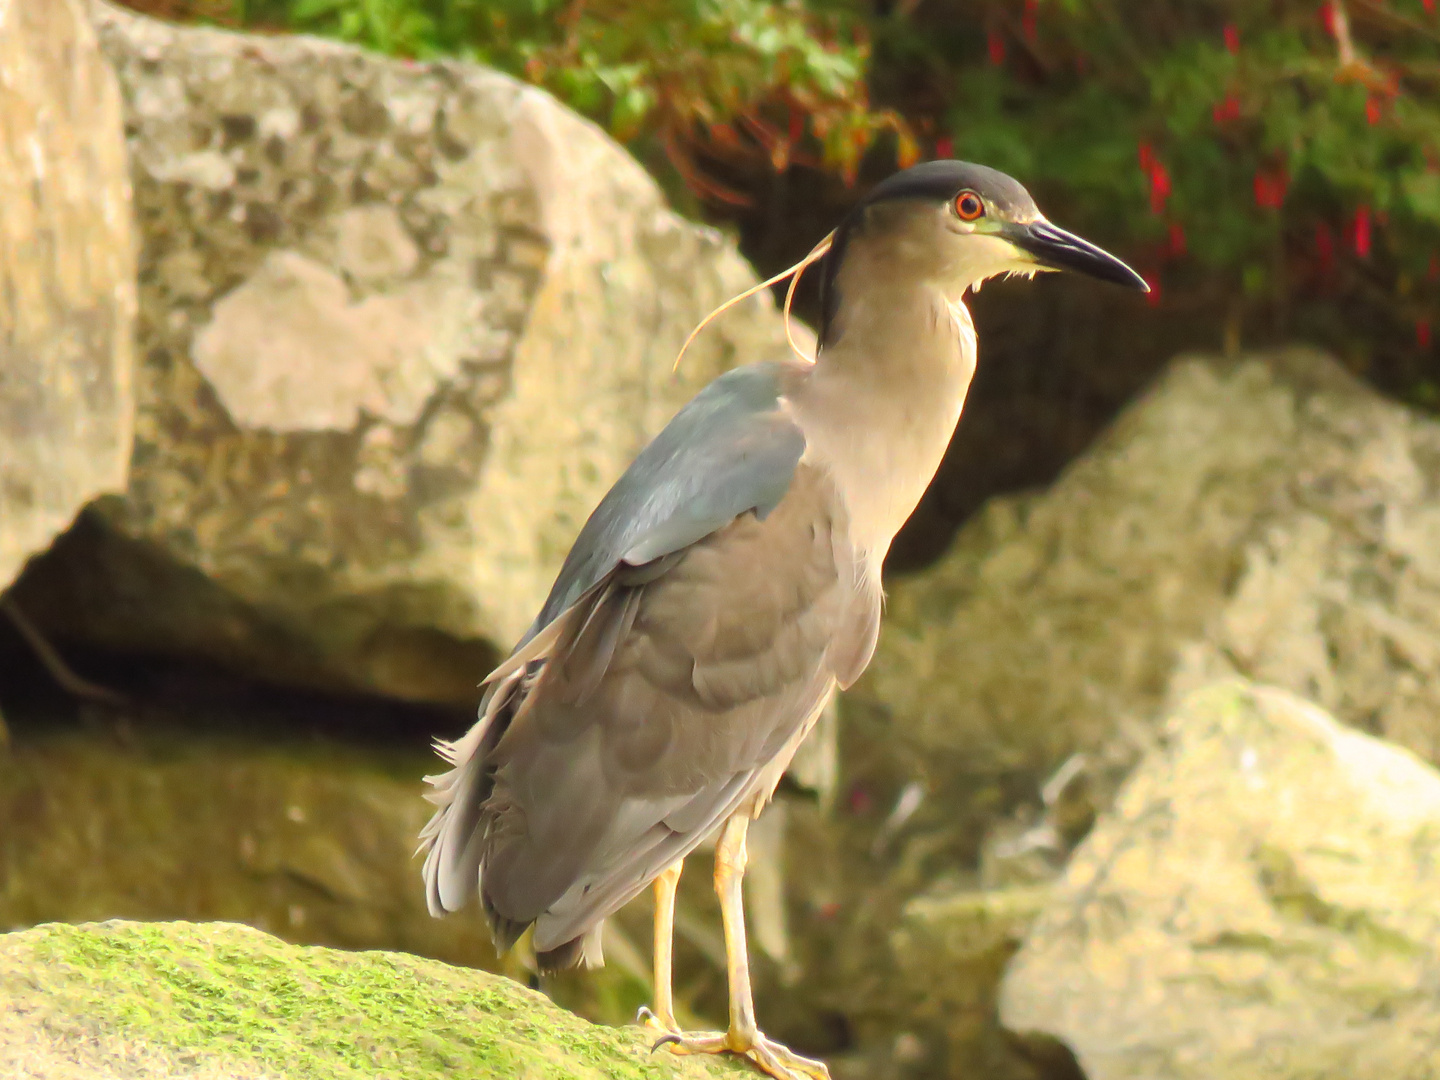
[638,859,683,1034]
[651,812,829,1080]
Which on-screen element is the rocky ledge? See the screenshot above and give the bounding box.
[0,919,747,1079]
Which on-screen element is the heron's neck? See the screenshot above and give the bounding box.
[788,282,977,562]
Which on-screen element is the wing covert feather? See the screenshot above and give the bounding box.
[524,362,807,645]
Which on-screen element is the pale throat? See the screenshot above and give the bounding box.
[789,282,978,563]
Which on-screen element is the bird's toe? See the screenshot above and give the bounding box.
[648,1026,829,1080]
[648,1028,726,1056]
[745,1033,831,1080]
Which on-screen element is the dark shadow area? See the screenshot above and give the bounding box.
[1005,1029,1089,1080]
[0,601,473,756]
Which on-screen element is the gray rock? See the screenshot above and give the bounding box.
[0,0,135,592]
[1001,680,1440,1079]
[0,726,775,1032]
[797,349,1440,1077]
[19,3,806,704]
[852,349,1440,819]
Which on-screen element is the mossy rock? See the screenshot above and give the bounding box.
[0,919,749,1079]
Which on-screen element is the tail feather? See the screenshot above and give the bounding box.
[535,925,604,974]
[482,889,532,956]
[418,574,656,968]
[418,666,525,915]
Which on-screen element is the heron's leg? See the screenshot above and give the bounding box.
[652,811,829,1080]
[637,859,683,1034]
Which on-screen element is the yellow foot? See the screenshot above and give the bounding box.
[649,1028,829,1080]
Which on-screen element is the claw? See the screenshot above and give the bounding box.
[636,1002,680,1041]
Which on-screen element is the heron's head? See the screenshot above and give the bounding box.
[817,160,1146,347]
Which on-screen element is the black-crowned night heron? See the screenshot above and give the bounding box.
[419,160,1146,1080]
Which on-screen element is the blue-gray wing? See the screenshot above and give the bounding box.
[523,360,807,643]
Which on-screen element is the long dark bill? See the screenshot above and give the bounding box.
[1007,220,1149,291]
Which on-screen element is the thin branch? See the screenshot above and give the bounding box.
[1,597,128,707]
[1331,1,1359,69]
[1348,0,1440,48]
[659,126,752,206]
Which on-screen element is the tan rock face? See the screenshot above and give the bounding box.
[1000,681,1440,1079]
[18,4,803,704]
[797,350,1440,1077]
[0,0,135,590]
[852,349,1440,811]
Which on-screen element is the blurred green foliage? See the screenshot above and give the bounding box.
[213,0,915,200]
[127,0,1440,391]
[871,0,1440,387]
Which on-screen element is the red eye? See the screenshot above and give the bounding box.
[954,191,985,221]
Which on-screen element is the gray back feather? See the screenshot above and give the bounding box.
[524,362,806,642]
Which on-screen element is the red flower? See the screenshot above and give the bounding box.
[1320,1,1338,37]
[1351,206,1372,258]
[1213,95,1242,124]
[1418,320,1433,349]
[1023,0,1039,42]
[988,28,1006,66]
[935,135,955,159]
[1136,143,1170,212]
[1253,169,1288,210]
[1366,97,1381,125]
[1224,24,1240,54]
[1144,272,1162,306]
[1147,161,1171,215]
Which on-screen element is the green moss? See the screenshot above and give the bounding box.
[3,920,746,1080]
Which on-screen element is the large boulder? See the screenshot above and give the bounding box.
[1001,680,1440,1079]
[776,349,1440,1077]
[0,726,795,1034]
[0,732,498,972]
[0,0,135,592]
[852,348,1440,816]
[13,3,804,704]
[0,919,745,1078]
